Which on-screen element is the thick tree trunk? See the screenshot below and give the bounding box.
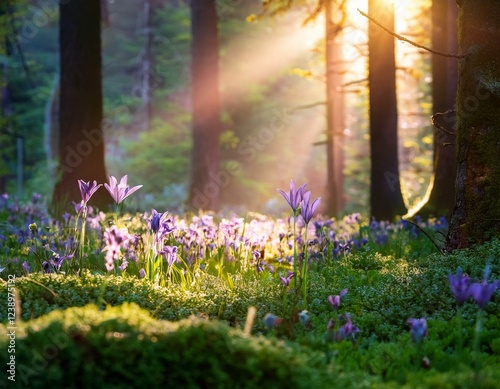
[187,0,222,211]
[420,0,458,219]
[325,0,344,217]
[368,0,407,221]
[446,1,500,250]
[52,0,109,213]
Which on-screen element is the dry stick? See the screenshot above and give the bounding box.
[402,219,446,256]
[357,9,465,59]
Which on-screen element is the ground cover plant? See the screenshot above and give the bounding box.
[0,177,499,388]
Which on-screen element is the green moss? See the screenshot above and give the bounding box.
[0,303,337,388]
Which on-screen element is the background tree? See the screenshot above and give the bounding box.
[446,1,500,250]
[419,0,458,218]
[139,0,153,132]
[187,0,222,211]
[325,0,346,216]
[52,0,109,212]
[0,1,11,194]
[368,0,407,220]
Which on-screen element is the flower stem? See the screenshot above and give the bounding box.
[472,309,483,379]
[292,213,298,288]
[301,224,309,307]
[79,207,87,275]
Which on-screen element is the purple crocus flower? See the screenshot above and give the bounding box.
[448,267,471,306]
[277,180,307,213]
[468,279,499,309]
[337,313,360,340]
[407,318,427,343]
[62,212,71,225]
[104,175,143,204]
[22,261,30,274]
[160,245,178,267]
[328,289,348,310]
[298,310,310,326]
[280,271,294,287]
[147,209,173,236]
[73,201,85,214]
[78,180,102,205]
[300,191,321,225]
[103,226,130,272]
[139,268,146,278]
[263,313,282,329]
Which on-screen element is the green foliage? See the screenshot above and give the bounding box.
[1,236,500,387]
[0,302,337,388]
[0,271,284,329]
[117,116,191,198]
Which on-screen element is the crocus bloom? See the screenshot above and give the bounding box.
[298,310,310,326]
[22,261,30,274]
[468,279,500,309]
[160,245,178,267]
[104,175,143,204]
[337,313,360,340]
[280,271,294,287]
[277,180,307,213]
[78,180,102,205]
[263,313,281,329]
[448,267,471,306]
[407,318,427,343]
[103,226,130,272]
[300,191,321,225]
[73,201,85,214]
[328,289,348,310]
[148,209,172,235]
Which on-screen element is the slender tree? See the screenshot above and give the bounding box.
[52,0,110,213]
[325,0,345,217]
[368,0,407,221]
[419,0,458,218]
[0,2,10,194]
[446,1,500,250]
[139,0,153,132]
[187,0,222,211]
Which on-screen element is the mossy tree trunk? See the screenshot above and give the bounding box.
[446,1,500,250]
[419,0,458,219]
[368,0,407,221]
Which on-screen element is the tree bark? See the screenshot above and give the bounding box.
[325,0,345,217]
[419,0,458,219]
[52,0,109,213]
[139,0,153,132]
[0,3,11,194]
[446,1,500,250]
[187,0,222,211]
[368,0,407,221]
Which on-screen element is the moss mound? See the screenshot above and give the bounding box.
[0,302,336,388]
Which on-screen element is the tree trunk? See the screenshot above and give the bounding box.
[419,0,458,219]
[325,0,345,217]
[446,1,500,250]
[52,0,109,213]
[368,0,407,221]
[187,0,222,211]
[139,0,153,132]
[0,12,11,194]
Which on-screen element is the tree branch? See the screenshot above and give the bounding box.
[357,9,465,59]
[432,109,456,136]
[6,1,35,88]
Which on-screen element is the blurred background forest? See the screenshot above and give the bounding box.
[0,0,443,217]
